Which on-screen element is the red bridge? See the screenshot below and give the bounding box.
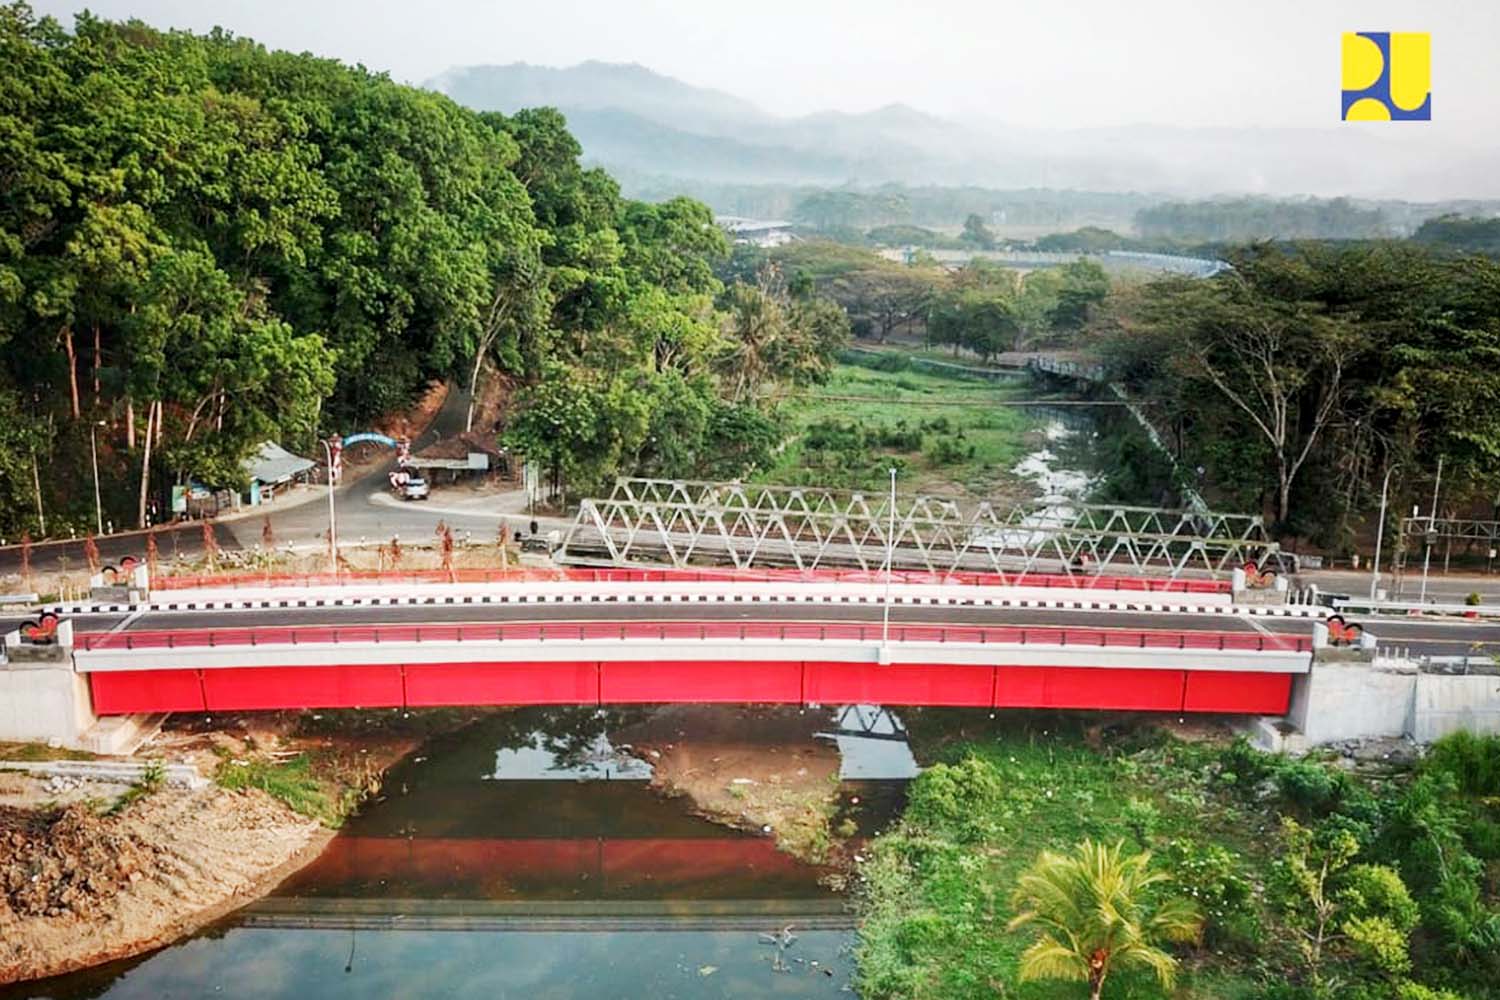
[74,618,1310,717]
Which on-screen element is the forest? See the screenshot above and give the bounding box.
[1099,242,1500,544]
[0,4,845,536]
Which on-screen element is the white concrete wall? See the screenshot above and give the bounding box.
[1410,672,1500,742]
[1288,664,1415,744]
[1288,663,1500,745]
[0,663,96,748]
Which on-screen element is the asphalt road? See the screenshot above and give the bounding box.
[0,388,520,579]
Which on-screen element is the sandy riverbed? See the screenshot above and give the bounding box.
[619,704,849,863]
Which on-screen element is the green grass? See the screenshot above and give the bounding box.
[108,759,165,814]
[767,363,1045,495]
[0,742,98,762]
[855,717,1275,1000]
[215,752,344,826]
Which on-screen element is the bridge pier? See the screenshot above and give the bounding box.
[1,623,161,753]
[0,622,96,749]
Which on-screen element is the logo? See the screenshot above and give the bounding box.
[1342,32,1430,120]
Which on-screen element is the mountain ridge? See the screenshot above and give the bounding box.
[427,61,1500,201]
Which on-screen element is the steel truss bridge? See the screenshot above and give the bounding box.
[1399,517,1500,549]
[1395,517,1500,575]
[558,479,1277,581]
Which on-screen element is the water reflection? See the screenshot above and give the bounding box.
[6,705,914,1000]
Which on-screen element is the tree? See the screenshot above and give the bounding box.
[1136,258,1362,527]
[1007,839,1201,1000]
[717,265,848,403]
[1053,259,1110,330]
[960,213,996,250]
[1274,817,1421,988]
[928,288,1018,361]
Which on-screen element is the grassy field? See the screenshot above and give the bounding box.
[765,362,1048,496]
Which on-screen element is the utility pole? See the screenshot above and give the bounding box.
[320,438,339,577]
[882,467,896,655]
[1419,455,1443,604]
[31,451,46,537]
[1370,464,1395,601]
[90,421,105,535]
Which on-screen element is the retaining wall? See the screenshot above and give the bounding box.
[1287,662,1500,744]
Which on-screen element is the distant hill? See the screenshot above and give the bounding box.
[430,61,768,136]
[427,61,1500,204]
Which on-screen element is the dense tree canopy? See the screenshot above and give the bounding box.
[1104,243,1500,541]
[0,4,847,532]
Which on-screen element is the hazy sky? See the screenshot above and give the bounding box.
[30,0,1500,133]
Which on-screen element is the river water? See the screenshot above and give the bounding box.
[9,707,915,1000]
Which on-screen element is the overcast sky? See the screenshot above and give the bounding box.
[29,0,1500,134]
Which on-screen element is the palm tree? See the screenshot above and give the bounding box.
[1007,839,1202,1000]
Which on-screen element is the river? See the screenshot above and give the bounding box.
[7,707,916,1000]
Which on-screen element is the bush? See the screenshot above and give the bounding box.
[904,755,1006,841]
[1424,731,1500,797]
[1343,913,1412,976]
[924,436,972,466]
[1162,838,1259,948]
[1394,981,1466,1000]
[1341,863,1420,933]
[1218,736,1277,787]
[1276,757,1351,815]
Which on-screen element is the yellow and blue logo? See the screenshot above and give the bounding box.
[1342,32,1430,120]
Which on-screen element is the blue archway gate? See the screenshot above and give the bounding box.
[326,432,409,485]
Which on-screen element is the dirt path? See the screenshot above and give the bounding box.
[619,705,847,863]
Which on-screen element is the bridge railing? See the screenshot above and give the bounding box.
[77,622,1308,653]
[150,567,1230,594]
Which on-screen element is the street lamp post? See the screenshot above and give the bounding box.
[319,438,338,576]
[89,420,106,535]
[881,467,897,654]
[1370,464,1396,601]
[1419,455,1443,604]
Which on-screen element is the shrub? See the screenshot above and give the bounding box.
[1276,758,1351,815]
[1341,863,1420,933]
[904,755,1005,841]
[1394,982,1467,1000]
[1424,731,1500,797]
[1162,838,1259,948]
[1218,736,1276,787]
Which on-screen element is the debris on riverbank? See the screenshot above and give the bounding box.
[0,785,327,984]
[619,705,849,863]
[0,709,487,986]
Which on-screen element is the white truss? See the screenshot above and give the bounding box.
[558,479,1277,581]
